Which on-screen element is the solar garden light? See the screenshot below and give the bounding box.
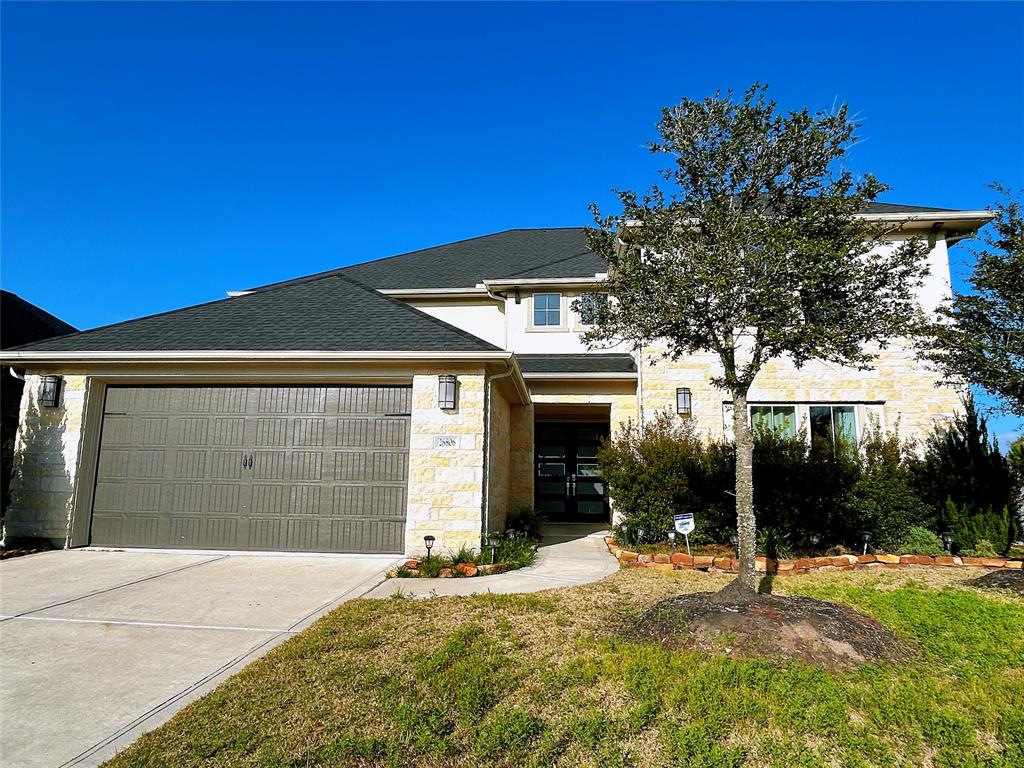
[858,530,872,556]
[729,532,739,553]
[808,532,822,549]
[636,527,645,546]
[619,522,628,545]
[437,375,458,410]
[423,535,435,559]
[941,531,954,553]
[668,530,677,550]
[484,532,500,564]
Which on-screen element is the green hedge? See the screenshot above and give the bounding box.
[598,400,1019,554]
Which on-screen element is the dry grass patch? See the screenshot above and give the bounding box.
[105,568,1023,768]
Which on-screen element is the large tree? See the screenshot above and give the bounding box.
[582,85,929,594]
[920,187,1024,418]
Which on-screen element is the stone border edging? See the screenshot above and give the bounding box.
[605,538,1024,574]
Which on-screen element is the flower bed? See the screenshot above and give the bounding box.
[605,538,1024,574]
[387,535,538,578]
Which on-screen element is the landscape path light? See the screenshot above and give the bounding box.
[941,531,954,553]
[858,531,873,556]
[668,530,677,550]
[729,533,739,554]
[423,535,435,559]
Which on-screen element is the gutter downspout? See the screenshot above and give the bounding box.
[481,360,515,544]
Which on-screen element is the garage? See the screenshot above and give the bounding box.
[89,384,411,553]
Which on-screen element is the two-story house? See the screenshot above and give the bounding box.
[0,203,992,556]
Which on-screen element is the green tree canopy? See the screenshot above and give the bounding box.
[582,85,929,592]
[921,187,1024,418]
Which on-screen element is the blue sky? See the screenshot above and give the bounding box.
[2,1,1022,442]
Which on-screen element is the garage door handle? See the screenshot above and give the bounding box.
[241,454,253,469]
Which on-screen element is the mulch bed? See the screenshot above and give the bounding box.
[632,591,914,668]
[969,568,1024,594]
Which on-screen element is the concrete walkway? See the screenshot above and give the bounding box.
[0,549,395,768]
[362,524,618,599]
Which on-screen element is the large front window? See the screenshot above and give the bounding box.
[810,405,857,444]
[533,293,561,326]
[750,405,797,438]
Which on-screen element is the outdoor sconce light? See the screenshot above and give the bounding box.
[668,530,677,549]
[438,375,458,410]
[941,531,954,552]
[730,533,739,553]
[39,375,62,408]
[423,535,435,559]
[675,388,692,419]
[858,530,873,556]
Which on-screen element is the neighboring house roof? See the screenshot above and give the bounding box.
[245,202,981,293]
[1,291,77,349]
[4,274,500,354]
[516,353,637,375]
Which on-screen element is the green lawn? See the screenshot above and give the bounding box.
[105,568,1023,768]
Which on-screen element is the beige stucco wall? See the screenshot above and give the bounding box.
[406,368,487,556]
[486,385,511,533]
[5,374,89,545]
[639,340,961,444]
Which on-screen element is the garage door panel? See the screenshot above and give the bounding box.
[90,385,410,553]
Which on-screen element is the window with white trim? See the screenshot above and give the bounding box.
[750,404,797,438]
[532,293,561,326]
[577,292,608,326]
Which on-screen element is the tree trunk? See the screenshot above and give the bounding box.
[731,390,757,593]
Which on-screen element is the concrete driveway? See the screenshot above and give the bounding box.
[0,549,396,768]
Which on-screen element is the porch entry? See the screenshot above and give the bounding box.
[534,421,610,523]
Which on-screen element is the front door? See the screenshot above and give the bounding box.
[534,422,609,523]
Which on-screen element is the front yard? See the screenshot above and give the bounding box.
[105,567,1023,768]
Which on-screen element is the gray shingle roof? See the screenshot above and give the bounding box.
[1,291,77,349]
[5,274,500,353]
[250,228,605,292]
[248,203,971,293]
[516,353,636,374]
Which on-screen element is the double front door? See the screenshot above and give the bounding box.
[534,422,609,522]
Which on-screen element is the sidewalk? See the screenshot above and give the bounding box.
[361,524,618,599]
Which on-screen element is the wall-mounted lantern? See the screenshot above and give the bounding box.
[438,375,458,410]
[675,387,692,418]
[40,375,63,408]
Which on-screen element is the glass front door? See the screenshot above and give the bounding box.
[534,422,609,522]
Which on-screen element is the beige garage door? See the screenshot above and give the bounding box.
[89,385,411,553]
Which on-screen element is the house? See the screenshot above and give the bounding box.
[1,291,77,532]
[0,204,992,556]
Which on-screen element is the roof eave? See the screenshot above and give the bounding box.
[0,350,517,364]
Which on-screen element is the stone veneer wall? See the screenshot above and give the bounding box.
[486,384,511,533]
[508,402,535,511]
[639,340,961,444]
[5,374,89,546]
[406,369,487,556]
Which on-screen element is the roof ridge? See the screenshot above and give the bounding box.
[330,273,502,351]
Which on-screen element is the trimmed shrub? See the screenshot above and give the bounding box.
[842,425,931,551]
[916,397,1015,553]
[505,506,545,540]
[898,526,946,556]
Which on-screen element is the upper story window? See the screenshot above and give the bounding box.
[578,292,608,327]
[533,293,561,327]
